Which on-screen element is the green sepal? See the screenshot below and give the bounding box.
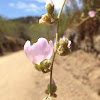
[40,59,51,69]
[35,64,42,71]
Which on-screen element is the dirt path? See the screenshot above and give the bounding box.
[0,50,100,100]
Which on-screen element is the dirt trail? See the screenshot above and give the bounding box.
[0,50,100,100]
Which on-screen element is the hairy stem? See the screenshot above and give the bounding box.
[49,0,66,96]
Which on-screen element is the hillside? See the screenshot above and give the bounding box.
[0,16,56,56]
[12,16,40,24]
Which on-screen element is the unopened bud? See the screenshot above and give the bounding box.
[57,47,71,56]
[48,84,57,95]
[39,14,51,24]
[47,79,57,95]
[45,3,54,15]
[59,38,68,49]
[56,37,71,56]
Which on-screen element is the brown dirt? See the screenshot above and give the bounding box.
[0,50,100,100]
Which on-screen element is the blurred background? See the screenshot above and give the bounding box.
[0,0,100,57]
[0,0,100,100]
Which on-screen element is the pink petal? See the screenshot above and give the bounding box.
[46,0,53,6]
[88,11,95,18]
[50,0,53,5]
[24,40,30,55]
[30,38,48,64]
[44,40,53,59]
[24,38,53,65]
[24,40,37,63]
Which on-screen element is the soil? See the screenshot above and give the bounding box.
[0,50,100,100]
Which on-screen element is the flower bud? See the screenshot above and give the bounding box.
[56,37,71,56]
[48,84,57,95]
[45,0,54,15]
[59,38,68,49]
[57,47,71,56]
[39,14,51,24]
[45,3,54,15]
[47,79,57,95]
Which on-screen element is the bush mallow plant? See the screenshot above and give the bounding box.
[24,0,71,99]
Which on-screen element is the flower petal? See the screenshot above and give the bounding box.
[46,0,53,6]
[24,41,37,64]
[50,0,53,5]
[24,40,31,55]
[44,40,53,59]
[24,38,53,65]
[30,38,49,64]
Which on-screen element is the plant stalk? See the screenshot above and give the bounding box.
[49,0,66,96]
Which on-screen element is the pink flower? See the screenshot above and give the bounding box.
[46,0,53,6]
[24,38,53,65]
[88,11,95,18]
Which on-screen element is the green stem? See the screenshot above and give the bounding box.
[49,0,66,96]
[57,0,66,19]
